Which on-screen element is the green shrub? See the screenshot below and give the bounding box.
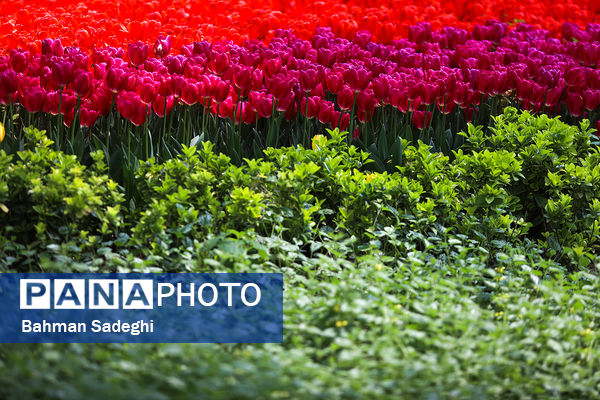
[0,127,124,269]
[4,110,600,268]
[459,108,600,266]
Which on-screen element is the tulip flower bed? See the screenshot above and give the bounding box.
[2,21,600,179]
[1,0,599,52]
[1,0,600,398]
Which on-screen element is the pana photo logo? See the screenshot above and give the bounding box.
[20,278,262,309]
[0,273,283,343]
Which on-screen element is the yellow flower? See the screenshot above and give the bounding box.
[365,173,376,183]
[335,320,348,328]
[333,305,340,312]
[311,134,327,150]
[375,263,383,271]
[0,122,5,143]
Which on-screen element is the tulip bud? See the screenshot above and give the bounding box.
[181,82,200,105]
[208,51,230,75]
[153,35,172,59]
[9,50,29,73]
[51,59,75,87]
[0,69,18,94]
[412,110,432,130]
[233,65,253,92]
[80,107,100,127]
[41,38,64,57]
[337,85,355,111]
[73,71,93,97]
[136,78,159,105]
[127,42,149,67]
[153,95,175,117]
[566,92,584,116]
[21,88,46,113]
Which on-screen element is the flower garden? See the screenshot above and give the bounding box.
[1,0,600,398]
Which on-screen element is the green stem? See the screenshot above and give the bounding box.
[57,87,64,150]
[349,92,358,142]
[71,96,81,148]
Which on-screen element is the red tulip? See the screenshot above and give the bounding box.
[212,79,230,103]
[157,75,173,97]
[9,50,29,73]
[240,52,259,68]
[51,60,75,88]
[241,102,257,125]
[564,66,585,87]
[41,38,64,57]
[356,89,376,116]
[0,89,17,106]
[152,95,175,117]
[208,51,230,75]
[153,35,172,59]
[262,58,282,77]
[266,74,293,100]
[337,112,350,130]
[343,67,371,92]
[89,86,113,116]
[390,88,409,112]
[325,72,344,94]
[300,68,321,92]
[80,107,100,127]
[437,98,456,114]
[408,22,432,44]
[127,42,149,67]
[72,71,93,97]
[0,69,18,94]
[370,77,389,102]
[412,110,432,130]
[166,55,188,75]
[249,91,273,118]
[43,90,76,115]
[181,82,201,105]
[105,68,128,93]
[300,96,319,119]
[20,87,45,112]
[251,68,264,91]
[477,71,495,94]
[421,83,441,105]
[408,81,424,101]
[337,85,355,111]
[566,92,584,116]
[171,74,187,98]
[116,91,148,126]
[276,91,295,112]
[136,77,159,105]
[318,100,335,125]
[583,90,600,111]
[233,65,252,93]
[545,86,565,107]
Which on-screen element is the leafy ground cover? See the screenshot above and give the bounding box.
[1,109,599,398]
